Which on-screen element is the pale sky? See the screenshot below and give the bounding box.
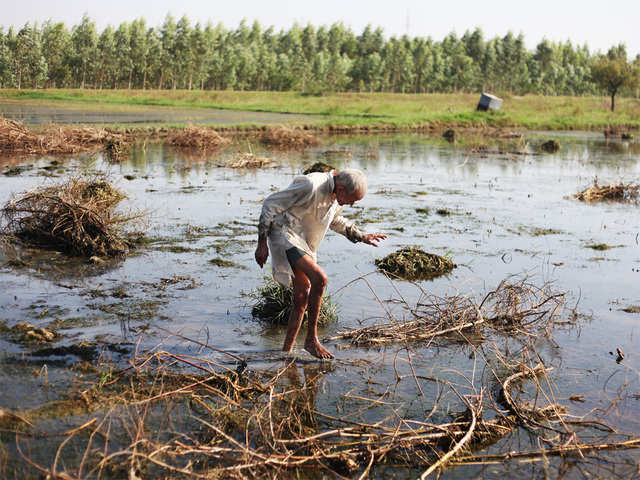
[2,0,639,57]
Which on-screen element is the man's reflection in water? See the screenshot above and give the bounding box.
[282,360,335,420]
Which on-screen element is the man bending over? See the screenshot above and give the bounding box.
[255,168,387,359]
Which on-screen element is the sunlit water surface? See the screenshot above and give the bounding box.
[1,132,639,478]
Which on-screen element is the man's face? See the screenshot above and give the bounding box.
[336,185,365,206]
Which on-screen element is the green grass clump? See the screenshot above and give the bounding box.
[250,278,337,325]
[375,246,456,281]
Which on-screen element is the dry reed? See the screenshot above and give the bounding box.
[0,116,125,155]
[575,179,639,202]
[331,277,564,347]
[260,126,319,149]
[168,125,231,151]
[4,279,638,479]
[0,177,141,257]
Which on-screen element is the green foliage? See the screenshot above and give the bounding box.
[250,278,338,326]
[591,52,640,111]
[0,15,630,98]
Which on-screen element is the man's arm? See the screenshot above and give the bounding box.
[330,214,387,246]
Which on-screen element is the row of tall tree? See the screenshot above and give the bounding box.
[0,14,638,100]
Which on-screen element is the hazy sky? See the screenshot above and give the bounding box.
[3,0,639,57]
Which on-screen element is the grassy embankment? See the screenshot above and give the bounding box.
[1,89,640,131]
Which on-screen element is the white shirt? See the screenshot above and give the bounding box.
[258,171,360,285]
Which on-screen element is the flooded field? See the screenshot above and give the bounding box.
[1,131,639,478]
[0,100,315,125]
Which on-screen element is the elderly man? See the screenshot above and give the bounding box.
[255,168,386,359]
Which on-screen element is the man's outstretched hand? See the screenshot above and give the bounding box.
[255,239,269,267]
[361,233,387,247]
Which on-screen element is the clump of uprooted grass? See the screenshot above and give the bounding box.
[168,125,231,151]
[0,177,142,257]
[575,179,639,202]
[303,161,335,174]
[331,276,565,347]
[260,126,319,149]
[0,116,125,155]
[250,278,337,325]
[375,246,456,281]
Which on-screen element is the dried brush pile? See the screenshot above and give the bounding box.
[168,126,231,151]
[575,179,639,202]
[226,152,275,169]
[260,126,319,149]
[331,278,565,346]
[0,116,123,155]
[1,177,140,257]
[9,335,635,480]
[250,278,337,325]
[375,246,456,281]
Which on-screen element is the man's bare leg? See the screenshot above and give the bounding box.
[282,269,310,353]
[290,256,334,359]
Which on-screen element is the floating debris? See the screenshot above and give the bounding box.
[540,139,560,153]
[260,126,319,149]
[443,129,457,142]
[620,305,640,314]
[584,243,621,251]
[375,246,456,281]
[332,277,565,346]
[104,138,131,162]
[227,152,275,169]
[0,116,123,155]
[303,161,335,174]
[1,177,141,257]
[168,125,231,151]
[575,180,639,202]
[250,278,337,325]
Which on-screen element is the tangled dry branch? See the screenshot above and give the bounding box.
[331,277,564,346]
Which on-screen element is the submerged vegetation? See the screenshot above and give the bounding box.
[250,278,337,325]
[375,246,456,281]
[0,177,141,257]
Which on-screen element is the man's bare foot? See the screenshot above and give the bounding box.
[304,339,334,359]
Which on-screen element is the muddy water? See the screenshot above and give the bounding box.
[1,132,640,478]
[0,100,316,125]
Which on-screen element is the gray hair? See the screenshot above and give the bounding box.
[335,168,367,195]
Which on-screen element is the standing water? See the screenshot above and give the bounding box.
[1,132,639,478]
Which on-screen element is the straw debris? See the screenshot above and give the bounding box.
[0,177,141,257]
[0,116,125,155]
[168,125,231,151]
[375,246,456,281]
[575,179,639,202]
[250,278,337,325]
[331,277,565,346]
[226,152,275,168]
[260,126,319,149]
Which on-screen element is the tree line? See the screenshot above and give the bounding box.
[1,14,639,101]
